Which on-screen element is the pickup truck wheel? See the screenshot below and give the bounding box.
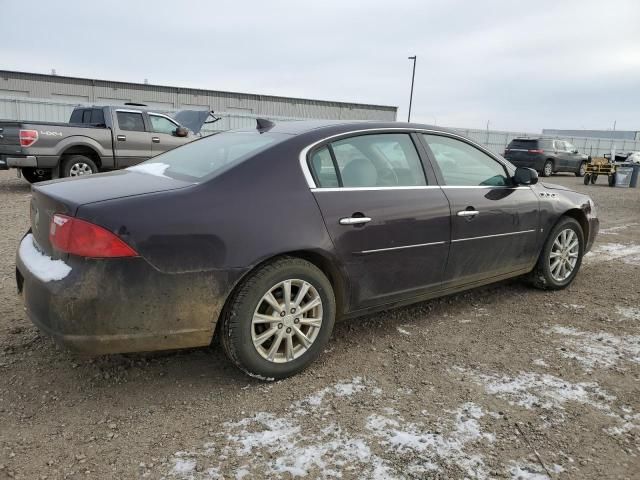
[62,155,98,178]
[21,168,52,184]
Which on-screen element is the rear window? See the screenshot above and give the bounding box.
[508,139,539,149]
[128,131,288,181]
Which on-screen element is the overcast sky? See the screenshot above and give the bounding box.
[2,0,638,132]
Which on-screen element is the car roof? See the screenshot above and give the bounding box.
[235,119,455,136]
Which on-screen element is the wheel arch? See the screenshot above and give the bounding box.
[559,208,589,244]
[60,145,102,169]
[220,249,349,323]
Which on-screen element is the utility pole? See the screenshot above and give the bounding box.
[407,56,417,122]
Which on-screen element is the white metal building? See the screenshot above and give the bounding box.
[0,70,397,122]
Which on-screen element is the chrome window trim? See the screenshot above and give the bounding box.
[441,185,532,190]
[115,109,143,114]
[148,113,179,126]
[299,127,513,189]
[311,186,441,192]
[451,229,536,243]
[360,241,446,254]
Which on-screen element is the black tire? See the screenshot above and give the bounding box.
[542,160,553,177]
[608,174,616,187]
[583,174,590,185]
[62,155,98,178]
[575,161,586,177]
[21,168,52,184]
[528,217,584,290]
[590,174,598,184]
[219,257,336,380]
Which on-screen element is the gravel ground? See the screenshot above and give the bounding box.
[0,170,639,479]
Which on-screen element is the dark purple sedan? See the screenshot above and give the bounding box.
[16,120,599,379]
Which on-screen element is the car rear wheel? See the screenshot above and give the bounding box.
[528,217,584,290]
[62,155,98,178]
[21,168,52,183]
[219,257,336,380]
[575,161,586,177]
[542,160,554,177]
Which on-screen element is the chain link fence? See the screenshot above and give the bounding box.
[2,97,639,158]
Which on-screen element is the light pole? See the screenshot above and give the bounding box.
[407,56,416,122]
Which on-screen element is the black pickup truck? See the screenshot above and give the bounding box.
[0,105,211,182]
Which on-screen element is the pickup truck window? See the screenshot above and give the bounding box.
[150,115,178,135]
[91,109,105,126]
[117,111,146,132]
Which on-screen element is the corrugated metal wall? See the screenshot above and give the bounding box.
[0,70,397,121]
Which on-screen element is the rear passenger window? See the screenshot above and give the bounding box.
[117,112,146,132]
[310,147,339,187]
[90,109,105,126]
[308,133,426,188]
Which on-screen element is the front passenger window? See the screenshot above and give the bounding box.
[422,134,510,187]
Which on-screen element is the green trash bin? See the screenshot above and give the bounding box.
[615,165,633,188]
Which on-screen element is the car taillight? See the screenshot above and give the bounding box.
[528,149,544,154]
[19,129,39,147]
[49,214,138,258]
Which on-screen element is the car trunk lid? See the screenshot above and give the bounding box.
[29,170,193,257]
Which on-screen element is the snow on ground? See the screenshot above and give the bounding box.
[455,367,612,413]
[510,462,564,480]
[546,325,640,371]
[584,242,640,266]
[598,223,638,235]
[616,306,640,321]
[18,233,72,282]
[163,378,499,479]
[127,162,171,178]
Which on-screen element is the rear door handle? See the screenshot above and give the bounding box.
[457,210,480,217]
[152,137,160,143]
[117,135,126,141]
[339,216,372,225]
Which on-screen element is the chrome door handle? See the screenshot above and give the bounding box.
[457,210,480,217]
[117,135,126,141]
[339,216,372,225]
[152,137,160,143]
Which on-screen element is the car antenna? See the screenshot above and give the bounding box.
[256,118,275,133]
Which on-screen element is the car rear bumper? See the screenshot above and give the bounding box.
[16,233,243,355]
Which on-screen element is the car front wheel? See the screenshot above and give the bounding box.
[575,161,586,177]
[542,160,554,177]
[528,216,584,290]
[219,257,336,380]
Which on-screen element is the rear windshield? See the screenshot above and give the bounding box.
[508,139,539,149]
[127,131,289,181]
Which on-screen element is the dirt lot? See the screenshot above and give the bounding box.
[0,170,639,480]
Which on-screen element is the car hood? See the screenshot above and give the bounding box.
[170,110,213,135]
[34,169,193,211]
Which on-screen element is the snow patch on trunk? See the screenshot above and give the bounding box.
[19,234,71,282]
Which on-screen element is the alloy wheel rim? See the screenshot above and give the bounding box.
[579,163,586,175]
[549,228,579,282]
[545,163,552,176]
[251,279,323,363]
[69,163,93,176]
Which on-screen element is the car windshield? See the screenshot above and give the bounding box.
[127,131,289,181]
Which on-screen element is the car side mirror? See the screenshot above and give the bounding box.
[513,166,538,185]
[174,127,189,138]
[573,150,579,154]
